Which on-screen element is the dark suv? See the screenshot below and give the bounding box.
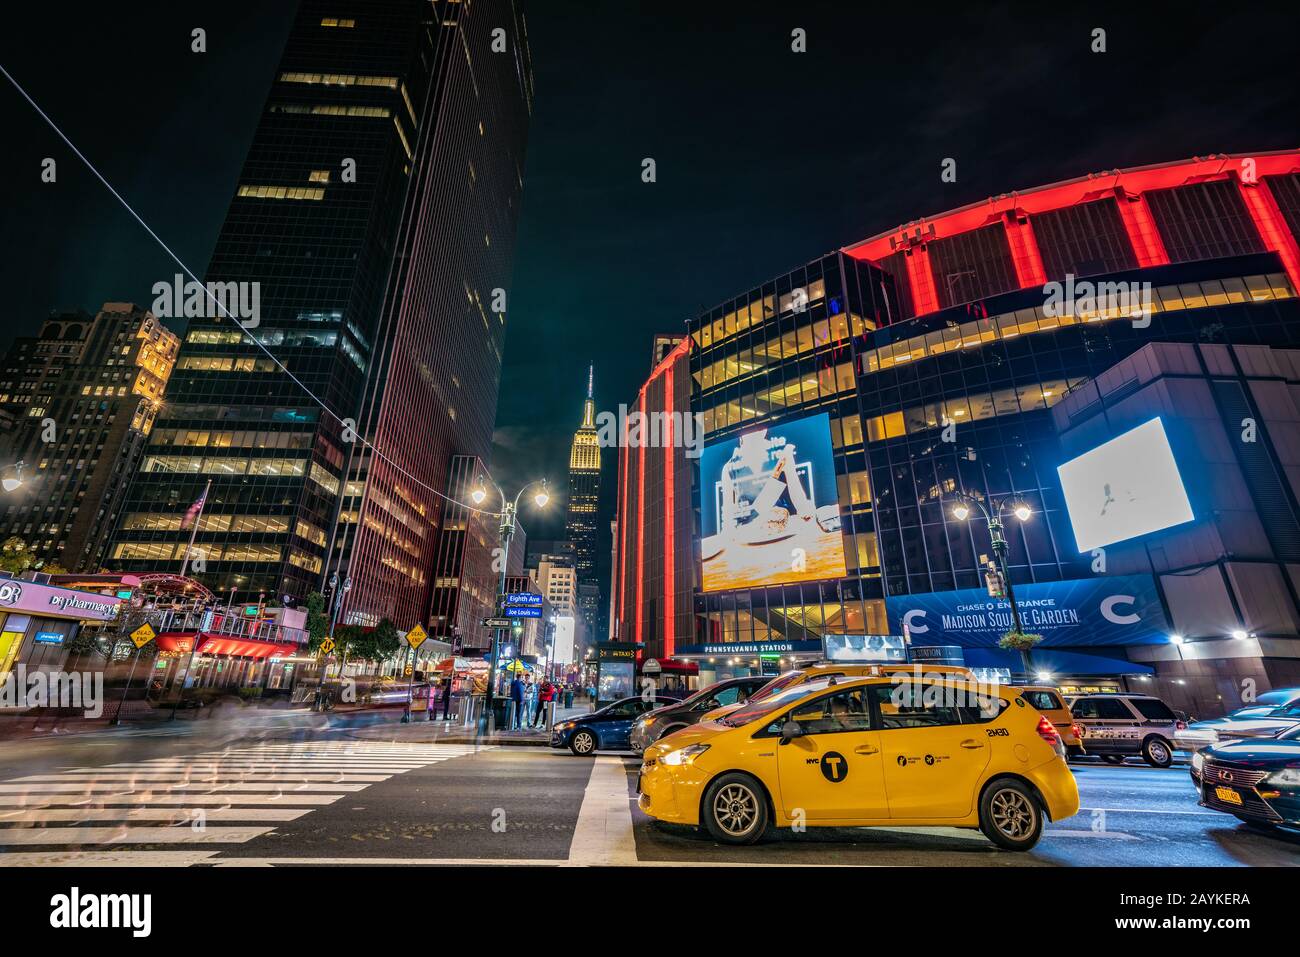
[1068,693,1183,767]
[629,676,769,755]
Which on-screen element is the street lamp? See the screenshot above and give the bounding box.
[1,461,24,493]
[475,476,551,733]
[951,491,1035,673]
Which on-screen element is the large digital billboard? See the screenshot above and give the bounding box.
[699,411,847,592]
[1057,417,1194,552]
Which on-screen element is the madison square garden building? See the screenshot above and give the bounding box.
[614,151,1300,717]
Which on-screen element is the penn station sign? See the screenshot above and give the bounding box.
[886,574,1168,648]
[0,579,123,622]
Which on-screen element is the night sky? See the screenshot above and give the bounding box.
[1,2,1296,608]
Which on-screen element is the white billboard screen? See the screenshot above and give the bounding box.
[1057,417,1194,552]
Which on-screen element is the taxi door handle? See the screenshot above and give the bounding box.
[960,739,985,749]
[854,744,879,755]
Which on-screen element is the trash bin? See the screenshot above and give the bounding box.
[564,690,574,708]
[490,699,510,732]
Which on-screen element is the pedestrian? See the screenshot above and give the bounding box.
[533,678,554,728]
[525,673,538,722]
[509,673,525,729]
[442,674,454,719]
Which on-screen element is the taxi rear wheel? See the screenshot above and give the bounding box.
[979,778,1043,851]
[702,773,769,845]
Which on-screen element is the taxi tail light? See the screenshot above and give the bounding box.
[1070,722,1082,740]
[1036,715,1060,744]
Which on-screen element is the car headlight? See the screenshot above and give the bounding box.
[1191,752,1204,772]
[554,721,575,731]
[660,744,710,766]
[1265,767,1300,788]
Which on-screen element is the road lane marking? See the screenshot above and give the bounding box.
[568,756,637,865]
[0,851,222,867]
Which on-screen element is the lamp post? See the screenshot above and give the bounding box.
[314,571,350,712]
[951,492,1035,675]
[472,476,550,733]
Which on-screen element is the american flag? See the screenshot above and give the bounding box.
[179,486,208,531]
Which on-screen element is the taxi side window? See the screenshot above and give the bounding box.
[1022,690,1062,711]
[767,688,873,735]
[869,682,962,729]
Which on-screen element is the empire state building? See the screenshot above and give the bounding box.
[567,366,602,637]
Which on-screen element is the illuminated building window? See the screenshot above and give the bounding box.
[279,72,398,89]
[392,117,412,160]
[309,170,331,183]
[319,18,356,28]
[238,184,325,201]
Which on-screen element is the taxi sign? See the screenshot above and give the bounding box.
[130,623,156,649]
[319,637,335,655]
[407,624,428,649]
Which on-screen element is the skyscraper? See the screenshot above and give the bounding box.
[109,0,533,629]
[0,304,178,572]
[566,365,601,639]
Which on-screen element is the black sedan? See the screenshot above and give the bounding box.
[1190,724,1300,830]
[550,694,682,755]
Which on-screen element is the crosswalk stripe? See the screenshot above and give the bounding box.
[0,783,370,793]
[0,807,310,823]
[13,774,394,783]
[0,794,346,807]
[0,826,277,846]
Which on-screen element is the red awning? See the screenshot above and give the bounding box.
[653,659,699,674]
[155,632,299,660]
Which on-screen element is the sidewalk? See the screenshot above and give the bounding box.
[346,703,594,746]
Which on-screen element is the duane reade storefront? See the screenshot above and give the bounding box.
[0,573,123,674]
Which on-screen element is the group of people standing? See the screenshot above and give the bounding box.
[508,673,565,729]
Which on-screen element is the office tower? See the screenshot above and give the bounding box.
[0,304,178,572]
[109,1,533,628]
[565,365,601,639]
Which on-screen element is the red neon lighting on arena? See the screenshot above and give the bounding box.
[1116,194,1170,268]
[635,390,646,644]
[1003,215,1048,288]
[1238,177,1300,292]
[663,364,675,657]
[904,246,940,315]
[844,151,1300,317]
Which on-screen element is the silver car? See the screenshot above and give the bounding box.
[1068,693,1182,767]
[1174,688,1300,752]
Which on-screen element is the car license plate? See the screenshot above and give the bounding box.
[1214,785,1243,806]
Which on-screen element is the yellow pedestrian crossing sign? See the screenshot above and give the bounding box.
[319,637,335,655]
[130,623,156,649]
[407,624,428,650]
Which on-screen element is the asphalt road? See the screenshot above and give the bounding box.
[0,724,1297,866]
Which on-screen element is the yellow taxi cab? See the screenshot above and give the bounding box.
[1018,686,1085,759]
[700,662,976,724]
[638,673,1078,850]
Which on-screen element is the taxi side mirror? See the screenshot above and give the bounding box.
[779,720,802,745]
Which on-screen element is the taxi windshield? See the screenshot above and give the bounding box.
[745,671,802,703]
[720,679,837,727]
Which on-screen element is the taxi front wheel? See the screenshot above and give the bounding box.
[978,778,1043,851]
[702,773,769,845]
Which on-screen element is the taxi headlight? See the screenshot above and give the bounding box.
[660,744,710,766]
[1265,767,1300,788]
[1191,752,1204,772]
